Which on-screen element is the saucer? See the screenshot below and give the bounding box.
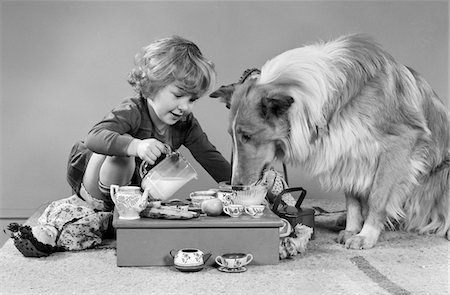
[174,264,205,272]
[218,266,247,273]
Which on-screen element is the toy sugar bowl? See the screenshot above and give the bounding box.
[215,253,253,273]
[169,248,212,272]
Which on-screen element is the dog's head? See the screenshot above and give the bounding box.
[210,71,295,185]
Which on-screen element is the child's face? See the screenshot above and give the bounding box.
[31,225,58,246]
[150,83,197,125]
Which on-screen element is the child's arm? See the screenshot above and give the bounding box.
[126,138,166,165]
[183,115,231,183]
[85,99,168,164]
[85,101,140,156]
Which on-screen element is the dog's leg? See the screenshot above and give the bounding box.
[345,188,388,249]
[344,187,388,249]
[345,141,413,249]
[337,192,364,243]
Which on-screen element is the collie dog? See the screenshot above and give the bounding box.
[210,34,450,249]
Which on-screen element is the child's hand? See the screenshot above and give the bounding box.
[132,138,167,165]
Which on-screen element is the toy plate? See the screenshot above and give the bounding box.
[218,266,247,273]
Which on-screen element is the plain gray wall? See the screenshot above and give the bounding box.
[1,1,448,217]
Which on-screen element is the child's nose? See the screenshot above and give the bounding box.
[178,99,191,111]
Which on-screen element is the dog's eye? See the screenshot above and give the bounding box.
[241,133,251,143]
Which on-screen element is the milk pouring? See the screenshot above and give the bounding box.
[140,151,198,201]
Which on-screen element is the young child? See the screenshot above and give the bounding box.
[7,36,231,257]
[68,35,231,211]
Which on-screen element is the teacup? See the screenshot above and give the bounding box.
[223,204,244,217]
[215,253,253,269]
[245,205,266,218]
[217,190,236,206]
[190,191,216,208]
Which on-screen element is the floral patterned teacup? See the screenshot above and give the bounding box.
[215,253,253,269]
[217,190,236,206]
[223,204,244,217]
[244,205,266,218]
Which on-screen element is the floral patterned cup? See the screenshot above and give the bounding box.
[223,204,244,217]
[244,205,266,218]
[217,190,236,206]
[215,253,253,269]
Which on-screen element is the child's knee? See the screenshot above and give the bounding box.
[99,156,135,188]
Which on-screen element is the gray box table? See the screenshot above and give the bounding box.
[113,208,283,267]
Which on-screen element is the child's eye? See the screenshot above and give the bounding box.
[189,97,199,103]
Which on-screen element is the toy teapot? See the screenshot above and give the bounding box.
[272,187,315,238]
[169,248,212,272]
[110,185,149,220]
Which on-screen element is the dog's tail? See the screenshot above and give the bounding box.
[403,152,450,239]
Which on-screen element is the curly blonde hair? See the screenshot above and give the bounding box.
[128,36,216,99]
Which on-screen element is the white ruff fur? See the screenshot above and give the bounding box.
[258,36,435,193]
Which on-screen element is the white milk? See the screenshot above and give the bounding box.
[146,176,190,200]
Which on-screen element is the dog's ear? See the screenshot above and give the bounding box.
[260,94,294,120]
[209,84,236,109]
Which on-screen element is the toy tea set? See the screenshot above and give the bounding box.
[111,149,269,221]
[169,248,253,273]
[111,148,314,271]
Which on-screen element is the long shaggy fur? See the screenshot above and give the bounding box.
[210,34,450,249]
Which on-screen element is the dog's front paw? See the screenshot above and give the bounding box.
[344,234,376,250]
[337,230,357,244]
[335,213,347,228]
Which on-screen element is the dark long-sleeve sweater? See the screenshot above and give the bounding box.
[67,96,231,193]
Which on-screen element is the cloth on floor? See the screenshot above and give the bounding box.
[279,223,314,259]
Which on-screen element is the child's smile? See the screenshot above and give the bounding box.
[149,83,196,126]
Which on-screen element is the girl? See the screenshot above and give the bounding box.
[6,36,231,257]
[68,35,231,211]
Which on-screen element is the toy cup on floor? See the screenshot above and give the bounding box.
[245,205,266,218]
[110,185,149,220]
[223,204,244,217]
[215,253,253,269]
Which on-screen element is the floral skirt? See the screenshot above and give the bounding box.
[38,194,112,251]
